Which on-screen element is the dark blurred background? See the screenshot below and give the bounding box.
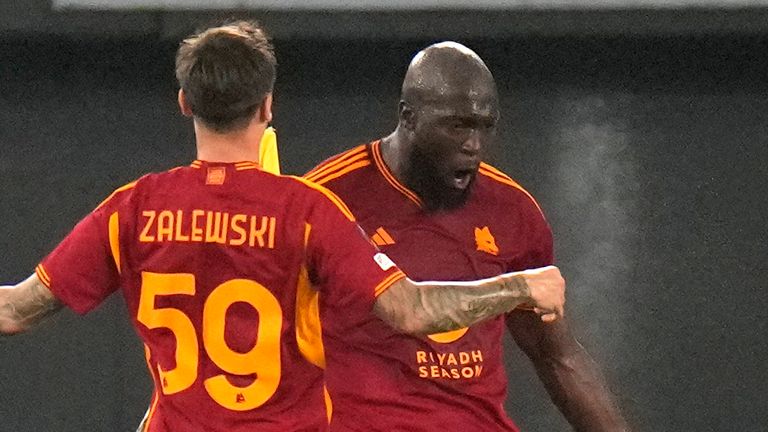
[1,1,767,431]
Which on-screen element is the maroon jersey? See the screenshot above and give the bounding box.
[305,141,553,432]
[37,160,405,432]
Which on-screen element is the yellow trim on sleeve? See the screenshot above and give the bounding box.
[374,271,406,297]
[35,264,52,288]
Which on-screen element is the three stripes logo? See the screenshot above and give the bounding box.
[371,227,395,246]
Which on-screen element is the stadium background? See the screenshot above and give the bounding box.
[1,1,766,431]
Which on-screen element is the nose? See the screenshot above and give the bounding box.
[461,130,482,156]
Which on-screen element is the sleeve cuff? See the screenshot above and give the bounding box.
[373,271,406,298]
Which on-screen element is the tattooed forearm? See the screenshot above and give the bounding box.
[0,274,63,335]
[374,273,531,335]
[374,266,565,336]
[418,275,531,334]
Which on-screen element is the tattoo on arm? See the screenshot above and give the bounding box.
[374,274,530,335]
[0,274,63,335]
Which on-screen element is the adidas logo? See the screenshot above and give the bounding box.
[371,227,395,246]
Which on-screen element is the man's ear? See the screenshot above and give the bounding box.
[178,89,193,117]
[399,101,416,131]
[259,93,273,123]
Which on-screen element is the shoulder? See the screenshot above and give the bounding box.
[283,176,357,222]
[94,178,143,211]
[304,143,373,185]
[94,164,194,211]
[477,162,545,217]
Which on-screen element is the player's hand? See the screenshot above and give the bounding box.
[519,265,565,322]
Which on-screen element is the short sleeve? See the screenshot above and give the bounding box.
[303,185,404,315]
[506,196,554,315]
[37,189,128,315]
[526,205,554,268]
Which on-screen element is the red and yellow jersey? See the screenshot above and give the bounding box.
[37,160,404,432]
[305,141,553,432]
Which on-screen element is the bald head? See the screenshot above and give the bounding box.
[401,42,496,109]
[383,42,500,210]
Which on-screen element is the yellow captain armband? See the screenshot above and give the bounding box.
[259,126,280,175]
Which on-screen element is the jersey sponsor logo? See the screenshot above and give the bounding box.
[427,327,469,343]
[373,253,396,271]
[139,210,276,248]
[416,349,484,380]
[474,226,499,256]
[371,227,395,246]
[206,167,226,185]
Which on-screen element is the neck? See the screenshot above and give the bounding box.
[194,120,267,163]
[381,126,467,211]
[380,127,412,185]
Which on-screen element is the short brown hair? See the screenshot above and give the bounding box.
[175,21,277,133]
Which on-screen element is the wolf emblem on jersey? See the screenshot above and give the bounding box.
[474,226,499,256]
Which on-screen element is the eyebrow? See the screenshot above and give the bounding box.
[443,113,498,123]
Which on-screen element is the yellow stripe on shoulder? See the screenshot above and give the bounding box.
[479,163,544,214]
[95,180,139,211]
[288,176,356,221]
[304,145,367,180]
[313,160,370,185]
[479,162,528,185]
[307,152,370,183]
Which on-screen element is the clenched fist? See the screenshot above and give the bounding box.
[515,265,566,322]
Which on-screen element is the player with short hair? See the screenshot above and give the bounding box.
[0,23,565,432]
[306,42,629,431]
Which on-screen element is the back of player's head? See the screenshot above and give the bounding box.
[175,21,276,133]
[401,41,496,109]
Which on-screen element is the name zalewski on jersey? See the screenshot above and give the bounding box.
[374,253,396,271]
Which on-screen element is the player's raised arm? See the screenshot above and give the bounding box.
[0,274,63,335]
[373,265,565,336]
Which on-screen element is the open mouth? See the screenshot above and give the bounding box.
[451,169,475,189]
